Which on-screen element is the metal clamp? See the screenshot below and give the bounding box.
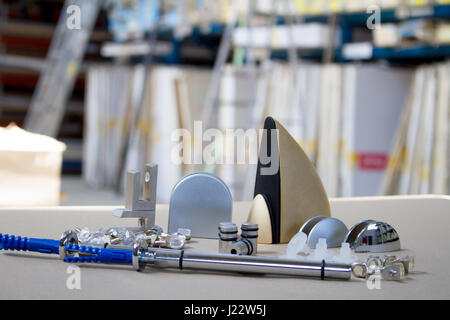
[113,163,158,231]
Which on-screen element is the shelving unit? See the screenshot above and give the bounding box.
[268,4,450,62]
[1,1,449,176]
[299,3,450,24]
[271,44,450,61]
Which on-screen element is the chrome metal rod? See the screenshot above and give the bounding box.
[135,247,351,280]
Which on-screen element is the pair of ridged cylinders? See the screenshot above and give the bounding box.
[218,222,258,255]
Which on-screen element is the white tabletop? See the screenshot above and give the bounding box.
[0,195,449,299]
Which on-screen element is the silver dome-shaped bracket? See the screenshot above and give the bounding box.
[345,220,401,253]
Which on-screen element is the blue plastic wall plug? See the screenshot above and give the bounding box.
[0,233,60,255]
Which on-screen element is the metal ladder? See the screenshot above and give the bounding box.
[24,0,101,137]
[0,2,6,118]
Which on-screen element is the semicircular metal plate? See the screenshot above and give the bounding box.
[307,217,349,249]
[168,172,232,239]
[299,216,328,235]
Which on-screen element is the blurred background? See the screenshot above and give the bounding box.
[0,0,448,206]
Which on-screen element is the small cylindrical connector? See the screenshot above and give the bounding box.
[218,223,258,256]
[240,222,258,255]
[218,222,238,240]
[218,222,238,254]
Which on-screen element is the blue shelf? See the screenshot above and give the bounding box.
[192,23,225,36]
[300,4,450,25]
[123,5,450,64]
[271,48,325,60]
[271,45,450,61]
[371,45,450,60]
[269,4,450,62]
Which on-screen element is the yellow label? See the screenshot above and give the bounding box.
[329,0,343,13]
[408,0,428,6]
[152,131,162,143]
[436,24,450,44]
[310,0,327,14]
[66,62,78,77]
[421,167,430,181]
[347,152,359,166]
[295,0,309,12]
[386,146,407,169]
[338,139,345,152]
[108,119,116,129]
[137,120,151,136]
[121,120,129,133]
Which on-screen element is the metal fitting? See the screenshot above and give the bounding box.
[380,263,405,281]
[218,222,258,256]
[366,255,383,271]
[240,222,259,255]
[113,163,158,231]
[131,245,351,280]
[352,259,406,281]
[218,222,239,254]
[59,229,79,259]
[383,255,415,274]
[366,254,414,274]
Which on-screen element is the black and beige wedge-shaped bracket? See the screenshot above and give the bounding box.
[113,163,158,231]
[247,117,331,244]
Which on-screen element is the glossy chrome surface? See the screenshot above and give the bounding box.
[347,221,401,253]
[135,247,351,280]
[344,219,375,244]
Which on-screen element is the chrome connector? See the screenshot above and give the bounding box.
[218,222,258,256]
[59,229,79,259]
[383,255,415,274]
[352,254,410,281]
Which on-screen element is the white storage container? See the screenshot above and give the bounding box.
[0,124,66,207]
